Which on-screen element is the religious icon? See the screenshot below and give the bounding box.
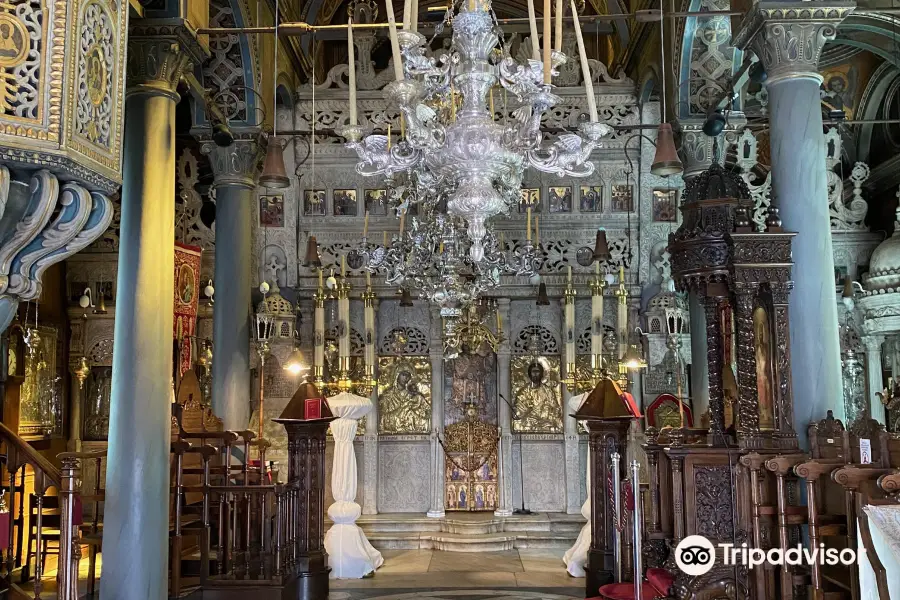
[177,264,195,305]
[475,484,485,509]
[512,357,563,433]
[364,189,388,215]
[549,187,572,213]
[580,186,602,212]
[377,358,431,434]
[820,67,856,119]
[652,189,677,222]
[447,484,457,509]
[611,185,633,212]
[458,485,468,508]
[753,306,775,430]
[519,188,541,213]
[259,194,284,227]
[0,15,27,68]
[86,45,107,106]
[486,485,495,507]
[333,189,358,216]
[304,190,326,216]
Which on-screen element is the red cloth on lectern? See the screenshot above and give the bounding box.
[72,496,83,526]
[0,512,8,549]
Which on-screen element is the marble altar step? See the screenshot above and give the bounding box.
[357,512,584,552]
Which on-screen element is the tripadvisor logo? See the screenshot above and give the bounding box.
[674,535,864,576]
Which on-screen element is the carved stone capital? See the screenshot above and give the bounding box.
[201,135,263,190]
[862,334,885,353]
[126,39,193,100]
[675,119,745,183]
[732,1,855,85]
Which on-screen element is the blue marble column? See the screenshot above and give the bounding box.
[101,41,192,600]
[734,4,854,437]
[202,138,260,430]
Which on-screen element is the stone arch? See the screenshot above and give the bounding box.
[675,0,743,119]
[195,0,260,127]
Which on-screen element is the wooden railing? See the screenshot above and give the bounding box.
[0,421,106,600]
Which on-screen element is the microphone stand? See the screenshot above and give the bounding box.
[500,393,532,515]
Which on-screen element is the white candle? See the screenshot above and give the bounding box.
[348,20,357,126]
[555,0,563,52]
[385,0,404,81]
[567,265,572,282]
[570,0,597,121]
[526,0,540,61]
[526,207,532,241]
[543,0,552,83]
[403,0,411,29]
[411,0,418,32]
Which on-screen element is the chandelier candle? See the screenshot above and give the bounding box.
[527,0,540,60]
[526,207,532,242]
[570,0,597,121]
[403,0,411,29]
[554,0,563,52]
[543,0,552,83]
[385,0,403,81]
[410,0,418,32]
[348,20,357,126]
[363,210,369,237]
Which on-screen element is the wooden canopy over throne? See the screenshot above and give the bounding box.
[648,160,801,599]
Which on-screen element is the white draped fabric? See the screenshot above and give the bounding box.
[324,392,384,579]
[861,505,900,599]
[563,392,590,577]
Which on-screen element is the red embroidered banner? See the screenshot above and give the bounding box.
[174,243,202,376]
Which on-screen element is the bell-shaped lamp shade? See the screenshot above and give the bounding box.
[536,282,550,306]
[399,288,414,307]
[651,123,683,177]
[621,343,648,372]
[259,137,291,189]
[305,236,322,268]
[593,229,610,262]
[283,347,309,376]
[842,277,855,300]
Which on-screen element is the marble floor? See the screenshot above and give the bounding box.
[329,549,586,599]
[14,548,587,599]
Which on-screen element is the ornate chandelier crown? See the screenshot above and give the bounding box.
[339,0,611,264]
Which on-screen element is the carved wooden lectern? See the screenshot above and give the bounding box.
[274,382,335,600]
[573,378,641,596]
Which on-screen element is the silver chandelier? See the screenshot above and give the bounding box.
[339,0,611,262]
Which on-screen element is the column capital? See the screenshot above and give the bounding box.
[732,1,855,85]
[675,118,746,182]
[201,134,264,190]
[862,334,885,352]
[126,21,207,100]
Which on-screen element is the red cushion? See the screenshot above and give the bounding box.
[646,567,675,594]
[598,582,661,599]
